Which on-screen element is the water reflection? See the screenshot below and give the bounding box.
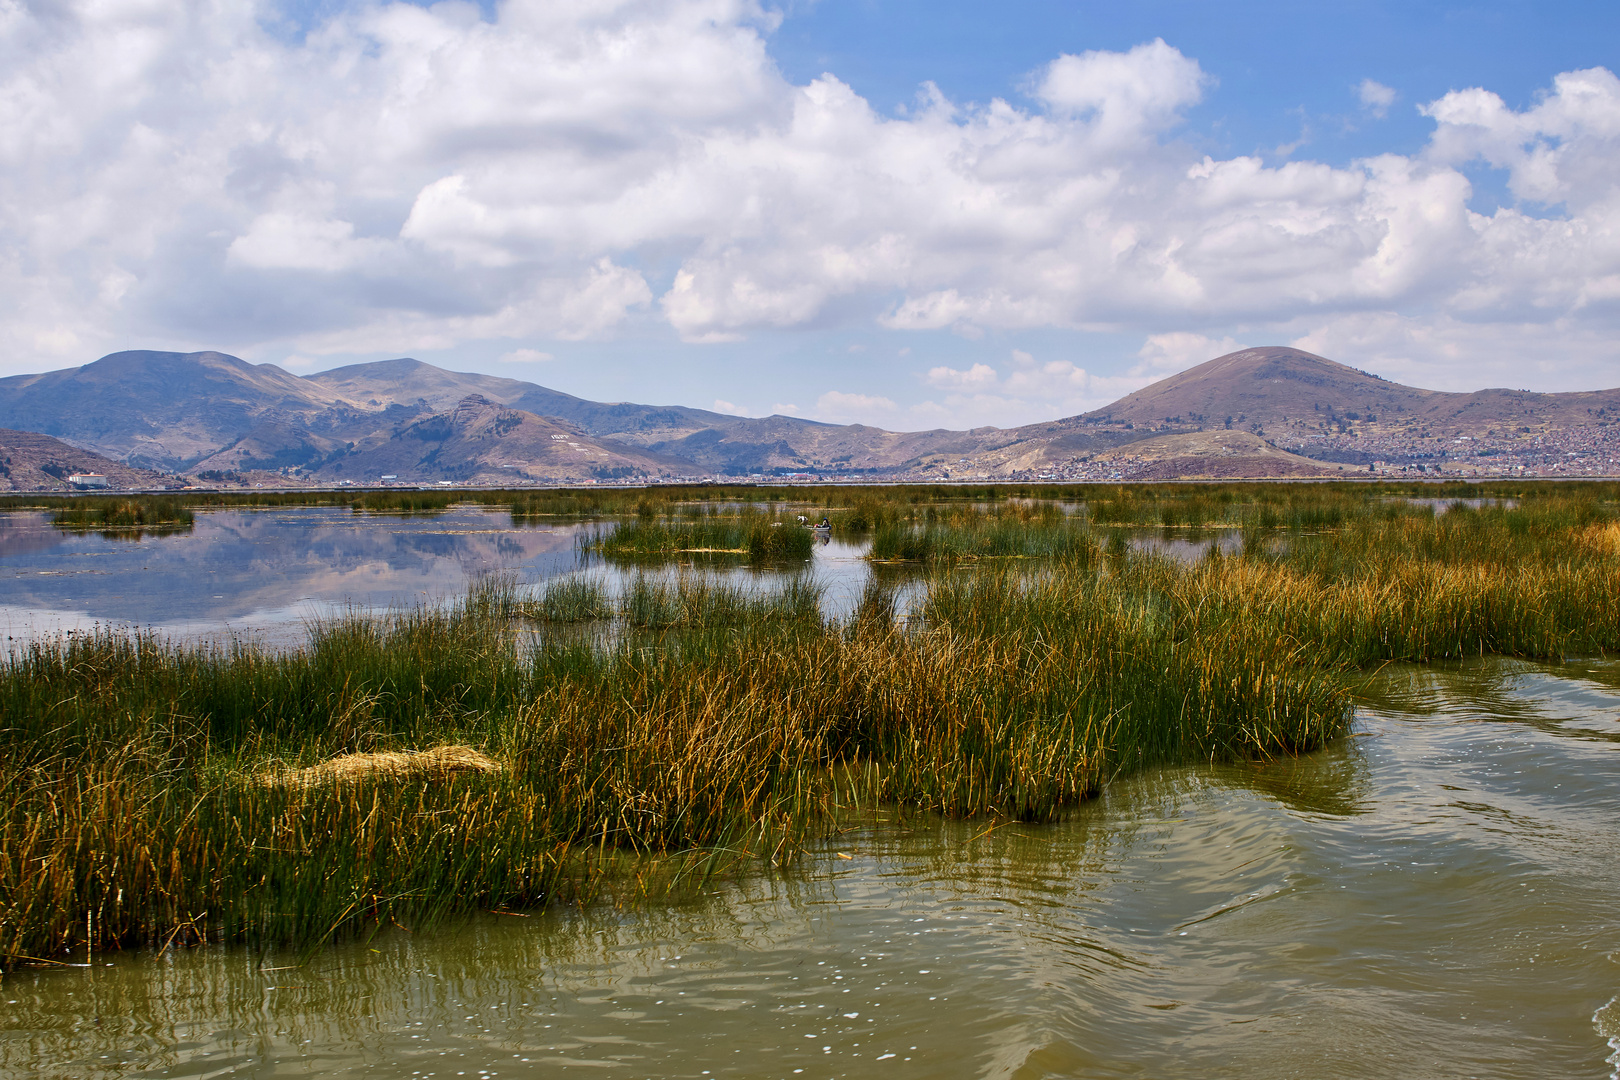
[1,505,1265,649]
[5,658,1618,1078]
[0,507,588,642]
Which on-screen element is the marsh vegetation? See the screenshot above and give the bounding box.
[4,480,1618,968]
[47,496,193,535]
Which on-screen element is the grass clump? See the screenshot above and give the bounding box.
[350,491,455,514]
[528,577,613,622]
[591,509,815,560]
[871,501,1094,562]
[49,497,194,534]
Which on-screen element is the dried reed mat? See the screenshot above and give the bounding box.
[261,744,503,788]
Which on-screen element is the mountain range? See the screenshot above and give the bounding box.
[0,346,1615,490]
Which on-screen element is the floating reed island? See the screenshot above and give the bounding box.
[3,481,1619,968]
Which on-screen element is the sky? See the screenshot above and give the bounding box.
[3,0,1620,429]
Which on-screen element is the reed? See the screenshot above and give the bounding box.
[350,491,456,514]
[9,479,1620,967]
[0,561,1346,965]
[528,576,613,622]
[48,497,193,532]
[870,501,1096,562]
[590,509,816,560]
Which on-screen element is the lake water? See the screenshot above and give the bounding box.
[0,507,1240,650]
[2,511,1617,1077]
[0,508,877,649]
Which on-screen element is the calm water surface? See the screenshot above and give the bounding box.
[0,508,876,647]
[2,658,1617,1078]
[0,506,1230,647]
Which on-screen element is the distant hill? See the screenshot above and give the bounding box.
[0,351,348,470]
[1078,346,1620,475]
[1088,345,1620,438]
[1089,347,1431,427]
[0,429,173,491]
[302,396,691,485]
[0,345,1614,483]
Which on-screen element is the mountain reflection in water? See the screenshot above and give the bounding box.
[0,507,583,646]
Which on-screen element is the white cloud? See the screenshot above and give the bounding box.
[0,0,1616,403]
[908,349,1158,428]
[712,398,740,413]
[1034,39,1209,143]
[924,362,998,390]
[1358,79,1396,119]
[815,390,896,425]
[498,348,555,364]
[770,402,801,415]
[1135,332,1244,374]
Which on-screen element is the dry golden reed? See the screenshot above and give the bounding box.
[260,744,504,788]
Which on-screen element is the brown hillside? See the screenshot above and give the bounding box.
[1088,345,1620,437]
[303,396,691,484]
[0,429,174,491]
[1088,347,1433,427]
[1097,430,1344,479]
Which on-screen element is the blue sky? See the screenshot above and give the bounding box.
[3,0,1619,428]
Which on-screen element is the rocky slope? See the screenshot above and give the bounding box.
[302,396,690,485]
[0,429,174,491]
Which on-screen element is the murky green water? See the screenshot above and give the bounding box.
[3,656,1617,1078]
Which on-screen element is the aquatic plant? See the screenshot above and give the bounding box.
[0,561,1346,965]
[590,510,816,560]
[528,576,614,622]
[870,502,1095,562]
[48,497,193,532]
[8,479,1620,968]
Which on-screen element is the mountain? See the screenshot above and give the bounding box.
[310,358,735,437]
[0,345,1615,483]
[0,429,174,491]
[1077,346,1620,474]
[1090,347,1430,427]
[303,396,690,485]
[0,350,349,470]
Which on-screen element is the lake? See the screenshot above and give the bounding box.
[0,507,878,648]
[1,508,1616,1077]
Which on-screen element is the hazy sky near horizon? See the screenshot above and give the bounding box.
[4,0,1620,429]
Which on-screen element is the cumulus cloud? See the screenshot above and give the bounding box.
[911,348,1158,428]
[1136,332,1245,373]
[0,0,1618,410]
[815,390,897,425]
[498,348,555,364]
[1358,79,1396,119]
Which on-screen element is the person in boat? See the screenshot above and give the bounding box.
[818,516,831,530]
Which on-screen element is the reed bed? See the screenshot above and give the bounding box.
[528,576,614,622]
[870,502,1095,562]
[7,480,1620,968]
[588,509,816,560]
[0,562,1348,966]
[48,497,193,532]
